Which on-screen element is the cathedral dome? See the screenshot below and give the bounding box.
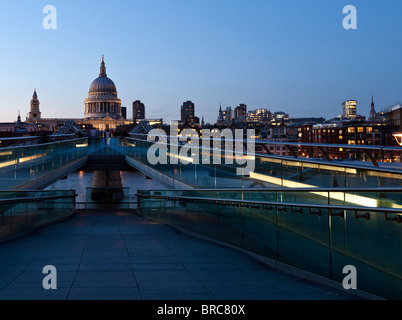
[84,56,122,120]
[89,76,117,94]
[88,56,117,95]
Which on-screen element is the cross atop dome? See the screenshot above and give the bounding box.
[99,55,107,77]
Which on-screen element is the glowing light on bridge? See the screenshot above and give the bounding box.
[393,133,402,146]
[0,153,47,168]
[249,171,378,208]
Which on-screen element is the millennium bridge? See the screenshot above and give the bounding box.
[0,136,400,300]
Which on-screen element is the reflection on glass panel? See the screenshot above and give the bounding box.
[340,210,402,298]
[0,138,89,190]
[137,189,402,299]
[0,190,76,240]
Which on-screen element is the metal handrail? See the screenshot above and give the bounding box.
[0,136,40,141]
[136,193,402,223]
[0,137,88,152]
[0,194,78,205]
[138,187,402,193]
[126,133,402,152]
[0,189,77,193]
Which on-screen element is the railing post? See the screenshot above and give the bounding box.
[241,202,245,249]
[275,203,279,261]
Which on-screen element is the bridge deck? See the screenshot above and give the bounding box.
[0,211,358,300]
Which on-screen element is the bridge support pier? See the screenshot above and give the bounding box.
[91,170,124,202]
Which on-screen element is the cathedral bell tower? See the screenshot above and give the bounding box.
[27,89,41,122]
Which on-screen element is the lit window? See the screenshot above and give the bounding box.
[366,127,373,133]
[358,127,364,133]
[348,128,355,133]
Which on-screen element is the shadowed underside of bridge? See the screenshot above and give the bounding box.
[0,210,358,301]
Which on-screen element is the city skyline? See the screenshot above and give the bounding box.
[1,0,402,124]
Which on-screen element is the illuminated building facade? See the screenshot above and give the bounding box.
[342,100,358,119]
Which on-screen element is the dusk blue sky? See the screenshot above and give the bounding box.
[0,0,401,123]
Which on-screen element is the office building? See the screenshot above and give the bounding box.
[235,104,247,121]
[342,100,358,119]
[181,101,195,123]
[133,100,145,120]
[222,107,234,125]
[247,108,272,123]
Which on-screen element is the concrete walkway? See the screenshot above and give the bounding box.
[0,211,359,300]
